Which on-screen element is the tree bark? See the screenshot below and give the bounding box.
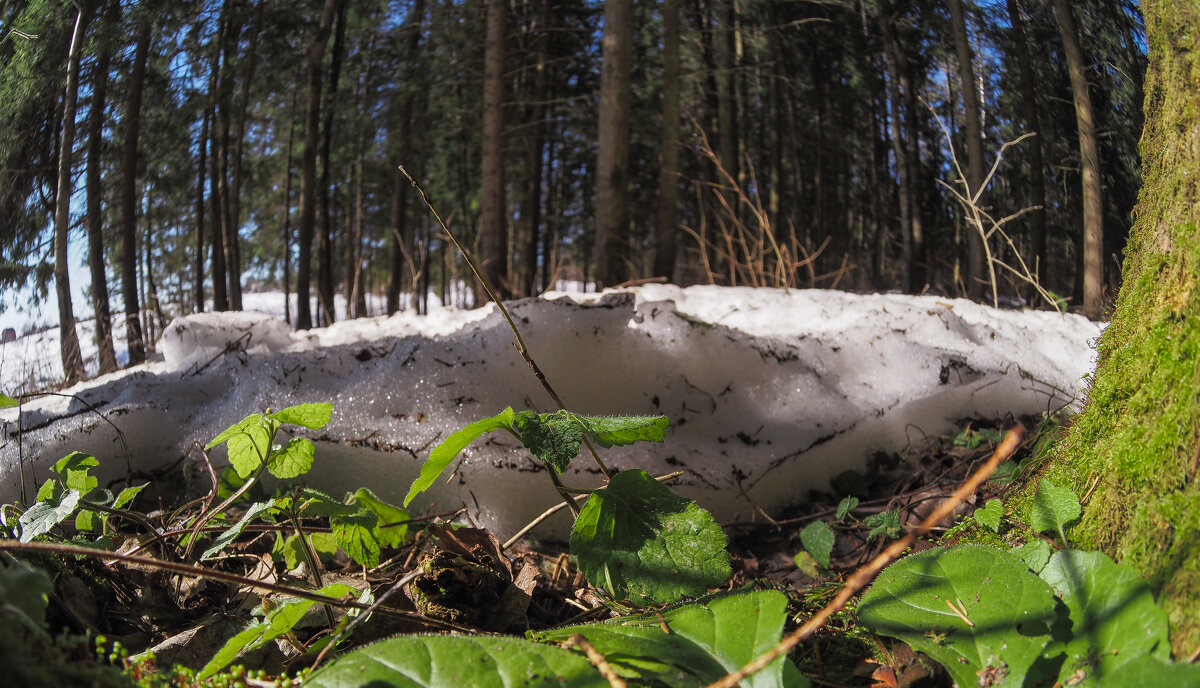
[53,4,87,385]
[85,24,117,375]
[1006,0,1048,292]
[652,0,681,282]
[1052,0,1104,318]
[878,0,914,291]
[387,0,425,315]
[520,0,550,297]
[479,0,509,300]
[296,0,340,330]
[193,107,209,314]
[213,0,242,310]
[228,0,265,310]
[949,0,986,300]
[119,17,151,365]
[317,0,348,325]
[594,0,633,288]
[1044,0,1200,653]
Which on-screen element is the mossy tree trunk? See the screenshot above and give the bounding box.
[1039,0,1200,655]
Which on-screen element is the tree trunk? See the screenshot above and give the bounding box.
[1052,0,1104,318]
[53,5,87,385]
[520,0,550,297]
[281,95,298,328]
[296,0,340,331]
[85,28,117,375]
[594,0,633,288]
[119,17,151,366]
[194,107,209,314]
[1042,0,1200,653]
[652,0,681,282]
[949,0,986,300]
[387,0,426,315]
[1006,0,1049,293]
[878,0,914,291]
[214,0,242,310]
[228,0,265,310]
[479,0,509,300]
[317,0,348,325]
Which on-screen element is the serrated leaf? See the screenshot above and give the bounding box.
[857,545,1057,688]
[799,521,834,569]
[52,452,99,496]
[268,402,333,429]
[351,488,409,547]
[305,634,609,688]
[975,498,1004,533]
[513,411,583,472]
[531,590,807,688]
[1030,479,1081,541]
[572,413,670,448]
[206,413,265,450]
[1039,550,1170,684]
[0,393,18,408]
[19,488,81,542]
[35,478,58,503]
[226,421,274,479]
[1014,539,1053,573]
[331,510,381,568]
[202,500,277,560]
[863,510,902,541]
[404,407,515,506]
[571,470,730,604]
[75,509,99,532]
[836,496,858,521]
[268,437,315,479]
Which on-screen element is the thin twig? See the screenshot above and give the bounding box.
[702,426,1024,688]
[567,633,628,688]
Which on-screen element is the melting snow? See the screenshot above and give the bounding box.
[0,286,1102,540]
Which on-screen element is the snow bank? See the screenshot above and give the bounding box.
[0,286,1101,540]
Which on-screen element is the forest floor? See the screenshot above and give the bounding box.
[21,412,1058,687]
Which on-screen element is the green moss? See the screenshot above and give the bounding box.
[1019,0,1200,655]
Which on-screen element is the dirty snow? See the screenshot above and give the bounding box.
[0,286,1102,540]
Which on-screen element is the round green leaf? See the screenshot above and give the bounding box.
[305,634,608,688]
[570,470,730,604]
[799,521,835,569]
[858,545,1058,688]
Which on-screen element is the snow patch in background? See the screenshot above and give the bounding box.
[0,286,1102,540]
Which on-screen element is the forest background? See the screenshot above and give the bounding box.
[0,0,1146,386]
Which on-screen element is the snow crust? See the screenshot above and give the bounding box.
[0,286,1102,540]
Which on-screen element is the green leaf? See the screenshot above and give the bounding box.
[268,437,315,479]
[331,510,381,568]
[1095,656,1200,687]
[513,410,583,472]
[799,521,834,569]
[975,498,1004,533]
[571,469,730,604]
[111,483,149,510]
[206,413,265,450]
[836,496,858,521]
[1014,539,1053,574]
[1030,479,1081,542]
[350,488,409,548]
[570,413,670,448]
[863,510,902,541]
[202,500,277,560]
[19,488,81,542]
[0,393,19,408]
[75,509,99,532]
[199,583,360,680]
[404,407,515,507]
[792,552,821,579]
[305,635,608,688]
[268,402,333,429]
[1039,550,1170,684]
[857,545,1058,688]
[51,451,99,496]
[530,590,807,688]
[0,562,53,635]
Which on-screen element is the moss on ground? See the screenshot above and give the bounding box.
[1017,0,1200,656]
